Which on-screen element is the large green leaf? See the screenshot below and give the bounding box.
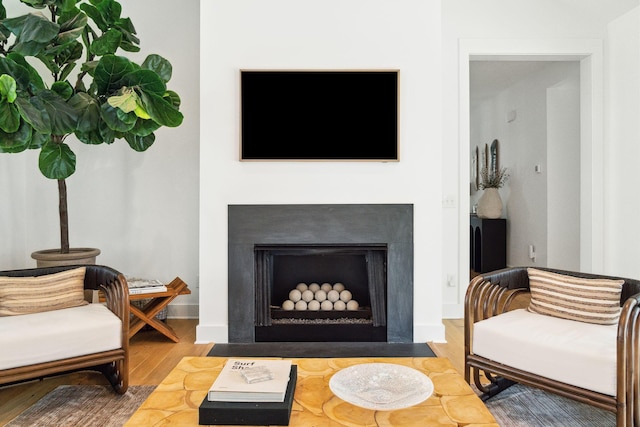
[31,90,78,135]
[14,97,52,134]
[0,24,10,44]
[52,81,73,100]
[139,90,183,127]
[164,90,181,109]
[80,59,98,76]
[125,131,155,152]
[0,74,17,102]
[3,13,60,56]
[75,129,102,145]
[118,38,140,53]
[39,141,76,179]
[68,92,100,133]
[81,0,121,32]
[114,17,139,52]
[130,115,160,137]
[6,52,45,92]
[121,69,166,96]
[79,3,107,32]
[35,49,59,74]
[94,54,135,94]
[100,101,135,132]
[59,0,81,13]
[94,0,122,23]
[0,120,32,153]
[0,100,20,133]
[98,119,116,144]
[90,28,122,56]
[57,9,87,45]
[142,54,172,83]
[29,131,49,149]
[0,57,34,92]
[59,61,77,82]
[108,89,138,113]
[15,0,48,7]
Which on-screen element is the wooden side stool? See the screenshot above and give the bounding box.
[128,277,191,342]
[101,277,191,342]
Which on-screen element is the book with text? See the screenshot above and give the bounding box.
[208,359,292,402]
[128,285,167,295]
[126,277,168,295]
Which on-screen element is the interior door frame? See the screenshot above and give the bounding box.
[457,38,604,303]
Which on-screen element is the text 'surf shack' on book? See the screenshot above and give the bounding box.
[208,359,292,402]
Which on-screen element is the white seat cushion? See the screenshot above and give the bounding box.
[0,303,122,371]
[473,308,617,396]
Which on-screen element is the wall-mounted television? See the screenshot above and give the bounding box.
[240,70,399,161]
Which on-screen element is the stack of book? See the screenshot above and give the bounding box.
[125,277,167,295]
[199,359,297,426]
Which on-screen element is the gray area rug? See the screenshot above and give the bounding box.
[6,385,155,427]
[6,381,617,426]
[485,383,616,427]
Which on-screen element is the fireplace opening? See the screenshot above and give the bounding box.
[254,244,387,342]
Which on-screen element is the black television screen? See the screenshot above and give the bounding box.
[240,70,399,161]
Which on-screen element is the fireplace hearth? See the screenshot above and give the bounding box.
[228,204,413,343]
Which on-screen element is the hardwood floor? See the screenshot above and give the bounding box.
[0,318,463,426]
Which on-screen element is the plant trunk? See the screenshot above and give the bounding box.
[58,178,69,254]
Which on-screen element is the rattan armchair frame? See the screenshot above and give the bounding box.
[0,265,129,394]
[465,267,640,427]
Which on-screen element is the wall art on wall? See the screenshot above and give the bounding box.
[472,146,479,190]
[481,144,488,173]
[490,139,499,174]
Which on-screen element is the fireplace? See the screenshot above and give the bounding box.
[254,244,388,342]
[228,204,413,343]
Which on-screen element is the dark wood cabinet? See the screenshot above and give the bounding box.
[470,215,506,273]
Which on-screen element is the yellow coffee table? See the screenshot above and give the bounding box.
[125,356,497,426]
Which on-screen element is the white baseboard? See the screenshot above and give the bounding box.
[166,303,199,319]
[413,322,446,343]
[195,323,229,344]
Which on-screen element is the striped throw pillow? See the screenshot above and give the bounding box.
[527,268,624,325]
[0,267,88,316]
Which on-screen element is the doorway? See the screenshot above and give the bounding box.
[457,39,605,306]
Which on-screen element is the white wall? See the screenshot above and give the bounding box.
[0,1,201,317]
[605,8,640,278]
[198,0,444,343]
[547,79,581,269]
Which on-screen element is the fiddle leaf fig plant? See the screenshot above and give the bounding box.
[0,0,183,253]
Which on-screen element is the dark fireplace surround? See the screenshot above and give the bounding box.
[228,204,414,343]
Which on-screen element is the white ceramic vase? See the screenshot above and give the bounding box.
[477,188,502,219]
